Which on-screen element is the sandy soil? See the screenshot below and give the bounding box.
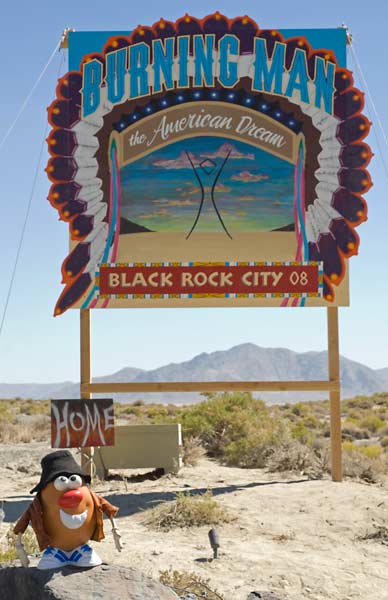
[1,442,388,600]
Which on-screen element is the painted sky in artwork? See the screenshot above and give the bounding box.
[120,137,294,234]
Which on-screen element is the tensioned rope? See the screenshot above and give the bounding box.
[0,40,61,153]
[349,41,388,179]
[0,48,64,341]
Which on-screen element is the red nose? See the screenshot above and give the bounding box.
[58,489,83,508]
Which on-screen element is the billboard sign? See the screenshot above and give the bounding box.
[47,14,371,314]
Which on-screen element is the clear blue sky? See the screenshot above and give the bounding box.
[0,0,387,383]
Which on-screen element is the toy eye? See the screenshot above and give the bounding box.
[54,476,69,491]
[68,474,82,489]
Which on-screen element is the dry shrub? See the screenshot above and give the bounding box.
[290,421,316,444]
[18,399,50,415]
[342,421,369,441]
[342,442,387,483]
[222,419,290,468]
[272,532,295,542]
[177,392,292,469]
[0,398,50,444]
[359,415,385,433]
[175,393,327,472]
[267,439,324,478]
[176,392,270,459]
[143,491,232,531]
[132,399,145,407]
[182,436,206,467]
[0,415,50,443]
[378,425,388,437]
[160,569,224,599]
[360,444,383,459]
[345,396,375,410]
[0,526,40,563]
[114,401,180,423]
[358,525,388,545]
[0,420,12,443]
[0,403,13,422]
[268,437,388,483]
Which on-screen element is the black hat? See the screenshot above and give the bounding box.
[30,450,91,494]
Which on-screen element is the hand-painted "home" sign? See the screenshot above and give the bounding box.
[51,399,114,448]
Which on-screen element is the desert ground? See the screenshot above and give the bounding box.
[1,441,388,600]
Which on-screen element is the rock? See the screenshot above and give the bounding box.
[0,563,179,600]
[247,593,283,600]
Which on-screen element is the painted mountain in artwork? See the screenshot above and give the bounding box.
[119,138,294,235]
[120,217,153,234]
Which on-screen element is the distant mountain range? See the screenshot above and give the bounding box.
[1,344,387,404]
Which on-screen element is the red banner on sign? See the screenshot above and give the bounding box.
[99,263,320,297]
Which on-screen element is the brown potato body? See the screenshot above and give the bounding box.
[40,483,97,551]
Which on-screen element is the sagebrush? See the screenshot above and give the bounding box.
[2,391,388,482]
[143,491,232,531]
[160,569,224,599]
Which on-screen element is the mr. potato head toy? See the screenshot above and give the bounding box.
[14,450,123,569]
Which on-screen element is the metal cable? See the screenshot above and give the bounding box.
[349,42,388,178]
[0,51,65,340]
[0,40,61,152]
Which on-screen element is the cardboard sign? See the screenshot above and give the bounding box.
[47,14,371,314]
[51,399,114,448]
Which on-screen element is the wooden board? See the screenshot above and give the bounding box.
[51,398,114,448]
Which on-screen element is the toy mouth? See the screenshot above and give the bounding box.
[59,509,88,530]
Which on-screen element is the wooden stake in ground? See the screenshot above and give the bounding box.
[80,309,93,478]
[327,307,342,482]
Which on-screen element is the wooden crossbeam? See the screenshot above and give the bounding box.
[81,379,339,394]
[79,307,342,482]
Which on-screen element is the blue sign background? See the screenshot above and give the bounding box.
[68,28,347,71]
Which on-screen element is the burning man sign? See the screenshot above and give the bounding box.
[47,13,371,313]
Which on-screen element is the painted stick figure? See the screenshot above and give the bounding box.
[185,149,232,239]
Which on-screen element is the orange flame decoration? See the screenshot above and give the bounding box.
[46,12,372,315]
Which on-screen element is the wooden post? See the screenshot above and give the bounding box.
[327,307,342,482]
[80,309,93,478]
[76,306,342,482]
